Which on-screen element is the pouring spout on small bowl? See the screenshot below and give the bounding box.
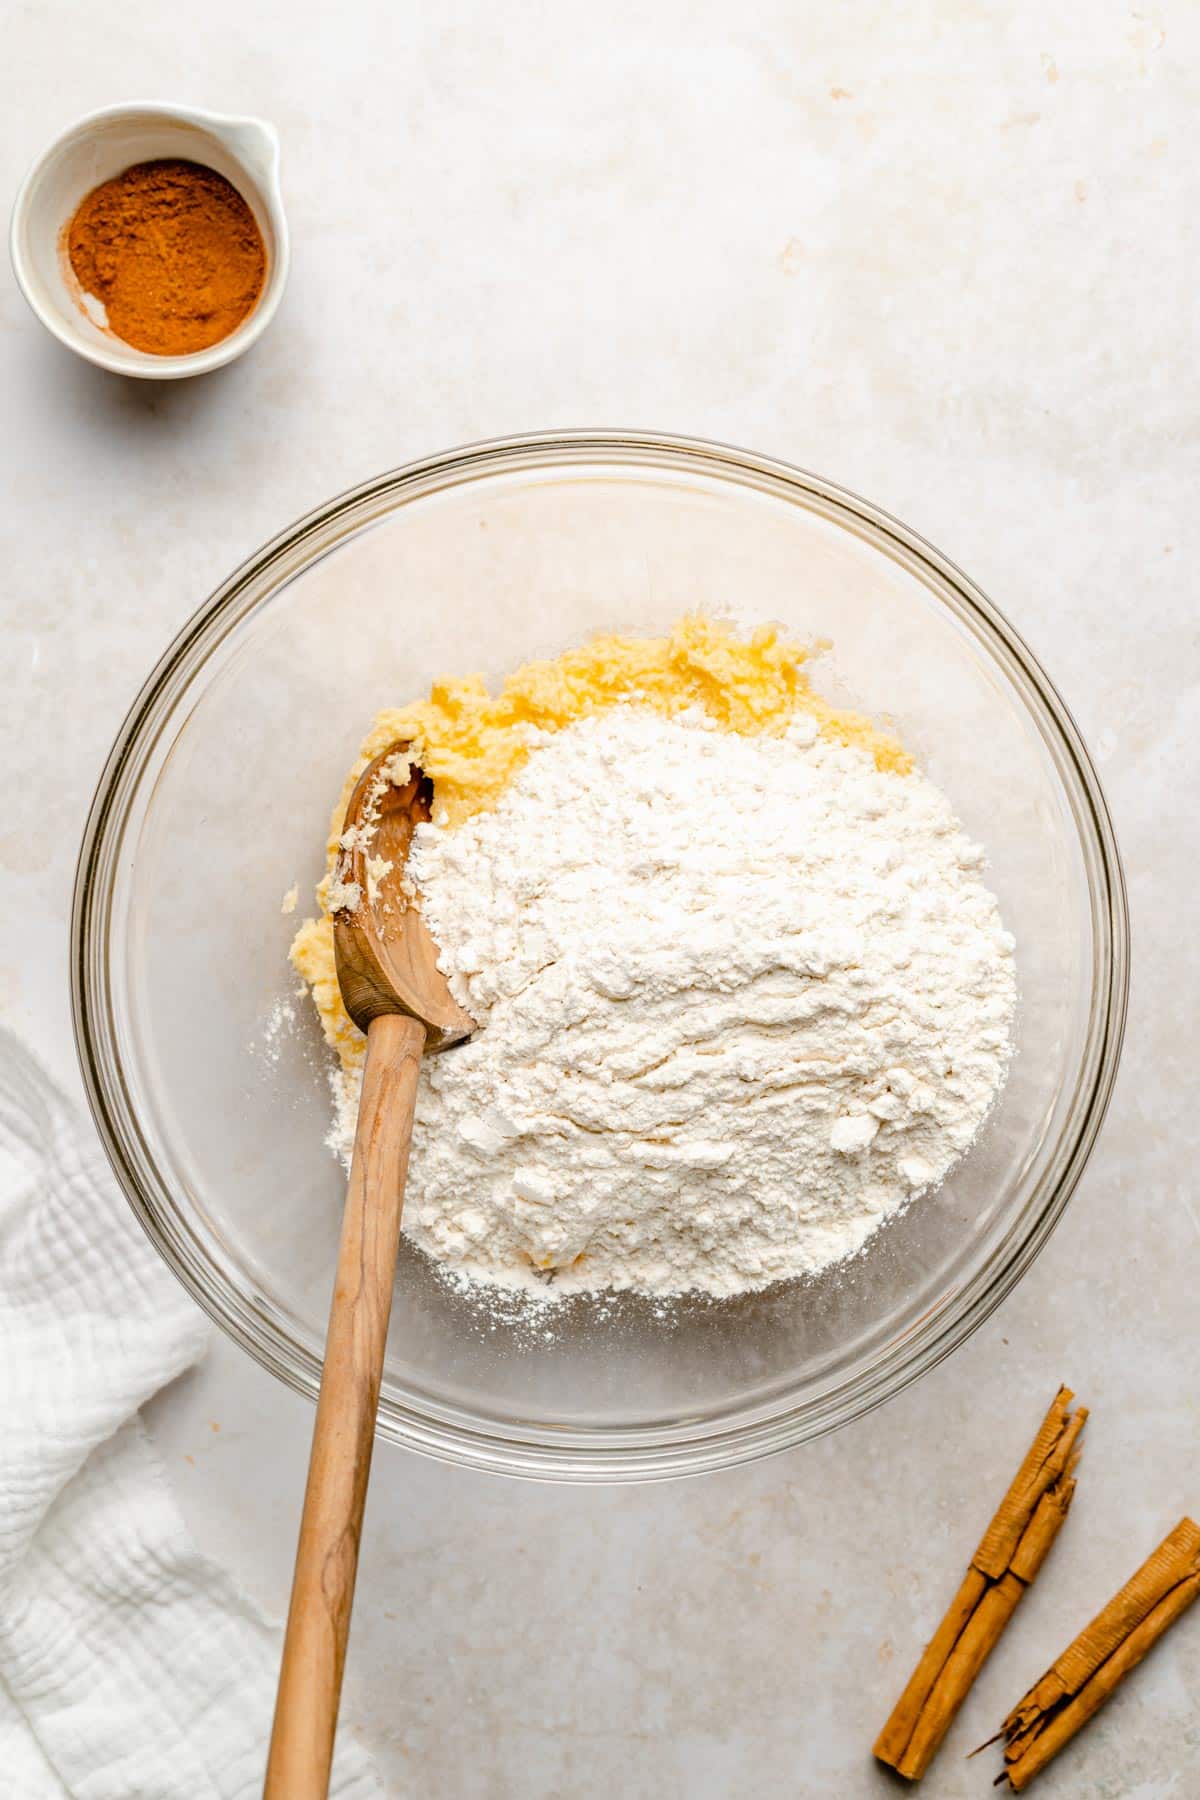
[211,113,283,203]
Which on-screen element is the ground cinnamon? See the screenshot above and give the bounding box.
[874,1386,1087,1782]
[65,159,266,356]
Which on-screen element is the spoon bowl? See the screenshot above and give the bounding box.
[332,746,474,1048]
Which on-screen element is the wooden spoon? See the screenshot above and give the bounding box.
[265,744,473,1800]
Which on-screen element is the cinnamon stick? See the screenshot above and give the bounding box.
[873,1386,1086,1781]
[995,1517,1200,1790]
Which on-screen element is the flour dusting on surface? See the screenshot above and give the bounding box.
[327,705,1016,1300]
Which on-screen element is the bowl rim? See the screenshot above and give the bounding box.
[71,429,1130,1481]
[8,99,290,380]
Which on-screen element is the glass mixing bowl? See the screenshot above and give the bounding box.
[73,432,1128,1481]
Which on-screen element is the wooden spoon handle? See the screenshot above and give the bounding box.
[265,1011,427,1799]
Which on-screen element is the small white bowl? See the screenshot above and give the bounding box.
[9,101,289,379]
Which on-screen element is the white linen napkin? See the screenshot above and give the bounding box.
[0,1028,381,1799]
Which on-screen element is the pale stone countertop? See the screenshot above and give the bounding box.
[2,2,1194,1794]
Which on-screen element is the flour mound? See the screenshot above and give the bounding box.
[334,706,1016,1300]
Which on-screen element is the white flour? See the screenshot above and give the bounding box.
[332,705,1016,1300]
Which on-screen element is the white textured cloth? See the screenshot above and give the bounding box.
[0,1030,381,1799]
